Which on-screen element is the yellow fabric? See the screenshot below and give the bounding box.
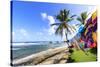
[92,32,97,42]
[84,24,93,36]
[84,28,88,36]
[92,11,97,21]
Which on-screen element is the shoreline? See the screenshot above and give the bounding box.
[12,42,69,60]
[12,46,69,66]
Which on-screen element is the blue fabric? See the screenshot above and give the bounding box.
[78,25,84,33]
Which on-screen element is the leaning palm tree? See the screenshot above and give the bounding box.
[51,9,76,46]
[76,12,89,55]
[76,12,89,41]
[76,12,89,37]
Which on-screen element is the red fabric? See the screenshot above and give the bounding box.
[89,42,97,48]
[89,44,94,48]
[93,42,97,48]
[80,39,84,42]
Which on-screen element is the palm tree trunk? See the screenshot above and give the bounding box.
[65,33,70,47]
[74,38,81,50]
[62,29,69,47]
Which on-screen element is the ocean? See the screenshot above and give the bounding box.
[11,42,68,60]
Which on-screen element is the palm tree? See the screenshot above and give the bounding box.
[76,12,89,41]
[77,12,89,26]
[76,12,89,55]
[51,9,76,46]
[76,12,89,37]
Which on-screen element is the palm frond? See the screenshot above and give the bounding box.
[70,15,76,18]
[66,26,72,34]
[67,24,75,33]
[64,9,67,19]
[66,10,70,19]
[81,12,87,20]
[51,23,61,26]
[71,25,76,31]
[81,12,88,24]
[76,24,82,27]
[56,15,62,22]
[63,23,72,34]
[77,17,83,24]
[66,18,74,22]
[55,24,63,36]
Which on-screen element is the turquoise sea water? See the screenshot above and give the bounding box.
[11,42,67,60]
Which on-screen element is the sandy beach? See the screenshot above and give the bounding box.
[12,46,69,66]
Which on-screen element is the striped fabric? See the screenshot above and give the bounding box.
[82,10,97,48]
[92,11,97,22]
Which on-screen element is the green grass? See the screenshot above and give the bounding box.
[70,49,97,62]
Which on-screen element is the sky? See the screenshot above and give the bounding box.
[11,1,96,42]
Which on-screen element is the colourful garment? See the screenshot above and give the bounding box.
[89,42,96,48]
[92,11,97,23]
[79,40,85,48]
[92,42,97,48]
[77,10,97,49]
[92,32,97,43]
[82,10,97,48]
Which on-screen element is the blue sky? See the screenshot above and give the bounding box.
[11,1,96,42]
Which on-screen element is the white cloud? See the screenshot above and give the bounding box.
[48,26,56,35]
[47,16,55,24]
[41,13,56,35]
[36,32,43,35]
[41,13,56,24]
[19,29,28,36]
[41,13,47,19]
[12,28,30,42]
